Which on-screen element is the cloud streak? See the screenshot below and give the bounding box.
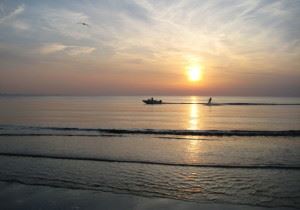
[0,4,29,30]
[0,4,24,23]
[41,43,95,56]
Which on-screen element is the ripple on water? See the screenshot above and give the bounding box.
[0,157,299,208]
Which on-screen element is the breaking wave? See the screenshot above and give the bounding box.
[0,125,299,137]
[1,152,299,170]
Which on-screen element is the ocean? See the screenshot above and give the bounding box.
[0,96,299,209]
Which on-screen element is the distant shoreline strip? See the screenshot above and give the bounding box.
[1,152,299,170]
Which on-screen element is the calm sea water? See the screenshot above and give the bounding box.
[0,96,299,208]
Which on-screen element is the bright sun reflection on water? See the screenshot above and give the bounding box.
[186,97,203,163]
[188,96,199,130]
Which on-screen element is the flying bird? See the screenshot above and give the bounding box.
[78,22,89,27]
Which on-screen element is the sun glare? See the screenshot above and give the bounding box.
[187,65,202,82]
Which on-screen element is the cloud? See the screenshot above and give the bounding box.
[0,4,29,30]
[40,43,68,54]
[0,4,24,23]
[66,47,95,56]
[259,1,288,17]
[11,20,29,30]
[40,43,95,56]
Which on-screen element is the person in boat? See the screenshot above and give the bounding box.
[208,97,212,105]
[143,97,162,104]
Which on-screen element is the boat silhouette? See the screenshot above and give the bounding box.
[143,97,162,105]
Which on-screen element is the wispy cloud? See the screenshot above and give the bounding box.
[0,4,29,30]
[40,43,95,56]
[0,4,24,23]
[66,46,95,56]
[40,43,68,54]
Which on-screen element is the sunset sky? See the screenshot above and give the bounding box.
[0,0,299,96]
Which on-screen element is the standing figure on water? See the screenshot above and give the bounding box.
[208,97,212,105]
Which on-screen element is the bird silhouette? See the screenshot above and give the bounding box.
[77,22,89,27]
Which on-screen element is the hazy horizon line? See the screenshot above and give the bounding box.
[1,93,299,98]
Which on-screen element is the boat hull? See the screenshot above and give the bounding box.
[143,100,162,105]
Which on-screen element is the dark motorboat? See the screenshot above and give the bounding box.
[143,97,162,105]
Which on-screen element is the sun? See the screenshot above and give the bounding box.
[187,65,202,82]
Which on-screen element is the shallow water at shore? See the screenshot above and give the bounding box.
[1,181,286,210]
[1,156,299,208]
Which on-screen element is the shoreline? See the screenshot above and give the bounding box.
[0,181,295,210]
